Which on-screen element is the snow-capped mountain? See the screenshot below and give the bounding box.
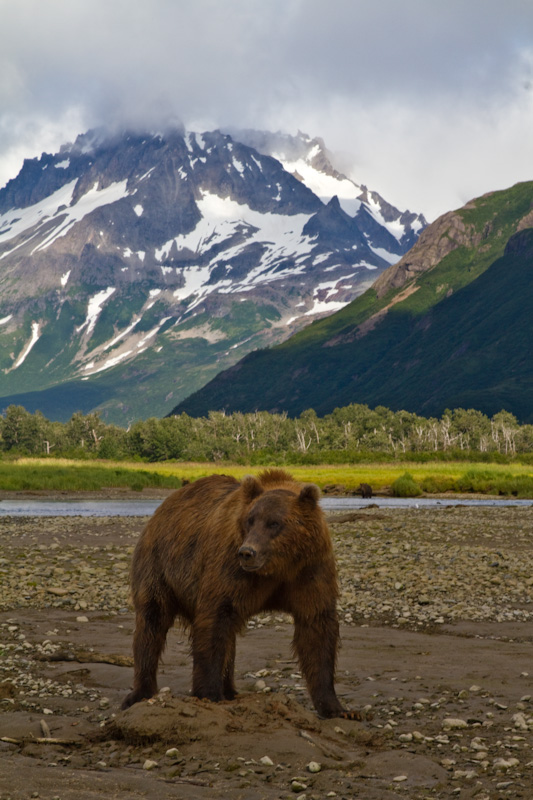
[0,127,426,423]
[228,129,425,252]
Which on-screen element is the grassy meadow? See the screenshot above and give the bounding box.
[1,457,533,497]
[0,460,181,492]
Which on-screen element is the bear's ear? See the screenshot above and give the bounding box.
[241,475,263,502]
[298,483,320,508]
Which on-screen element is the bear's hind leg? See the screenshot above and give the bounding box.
[293,607,347,719]
[223,634,237,700]
[122,598,175,709]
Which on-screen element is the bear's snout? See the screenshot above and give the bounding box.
[239,543,256,559]
[238,543,264,571]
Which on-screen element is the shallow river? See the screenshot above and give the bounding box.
[0,496,531,517]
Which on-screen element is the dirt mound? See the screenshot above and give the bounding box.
[105,692,376,760]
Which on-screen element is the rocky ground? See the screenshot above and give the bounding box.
[1,500,533,799]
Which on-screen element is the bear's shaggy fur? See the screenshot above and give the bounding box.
[122,468,354,718]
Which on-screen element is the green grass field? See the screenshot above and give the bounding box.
[0,461,181,492]
[3,458,533,496]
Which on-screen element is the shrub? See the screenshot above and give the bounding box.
[455,469,509,493]
[420,475,457,493]
[495,475,533,497]
[391,472,423,497]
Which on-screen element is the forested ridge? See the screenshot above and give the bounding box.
[173,189,533,425]
[1,403,532,463]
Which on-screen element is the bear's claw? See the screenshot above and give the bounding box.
[338,708,373,721]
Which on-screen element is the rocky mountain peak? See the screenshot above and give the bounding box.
[0,125,426,423]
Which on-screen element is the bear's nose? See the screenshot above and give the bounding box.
[238,545,257,563]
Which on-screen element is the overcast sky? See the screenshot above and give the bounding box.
[1,0,533,220]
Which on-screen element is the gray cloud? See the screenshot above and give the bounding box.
[1,0,533,218]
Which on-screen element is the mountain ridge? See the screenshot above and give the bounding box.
[171,180,533,423]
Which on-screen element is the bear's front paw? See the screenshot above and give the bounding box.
[338,708,373,721]
[121,688,154,710]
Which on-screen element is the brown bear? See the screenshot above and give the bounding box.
[358,482,373,499]
[122,468,357,719]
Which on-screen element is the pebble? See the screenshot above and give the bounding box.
[442,718,468,730]
[493,757,520,770]
[453,769,477,780]
[512,712,529,730]
[291,779,307,791]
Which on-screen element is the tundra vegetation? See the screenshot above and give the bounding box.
[0,403,532,496]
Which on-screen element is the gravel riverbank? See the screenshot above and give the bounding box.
[1,504,532,799]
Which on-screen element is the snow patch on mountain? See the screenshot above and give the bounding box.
[33,180,129,253]
[14,322,40,369]
[83,313,173,376]
[363,194,406,241]
[160,191,316,262]
[305,297,346,317]
[84,349,132,375]
[0,181,77,255]
[0,178,130,259]
[77,287,116,335]
[368,244,401,264]
[173,266,212,302]
[275,154,363,217]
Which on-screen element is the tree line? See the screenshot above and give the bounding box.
[1,404,532,463]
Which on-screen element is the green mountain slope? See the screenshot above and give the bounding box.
[0,299,286,423]
[172,182,533,423]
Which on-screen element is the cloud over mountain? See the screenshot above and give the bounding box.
[1,1,533,219]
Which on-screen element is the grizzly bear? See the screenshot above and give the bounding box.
[122,468,357,719]
[359,482,373,499]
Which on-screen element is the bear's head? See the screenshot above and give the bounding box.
[238,479,325,576]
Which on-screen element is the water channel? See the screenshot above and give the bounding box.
[0,496,531,517]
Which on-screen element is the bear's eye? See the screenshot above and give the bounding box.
[267,520,280,531]
[247,515,255,527]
